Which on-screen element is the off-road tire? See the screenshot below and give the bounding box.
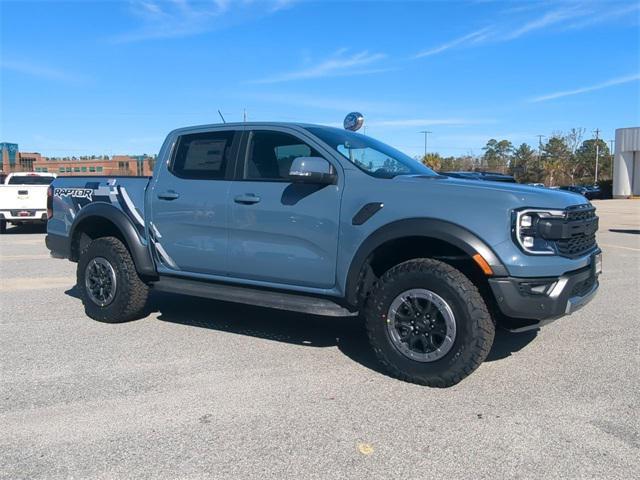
[77,236,150,323]
[364,258,494,387]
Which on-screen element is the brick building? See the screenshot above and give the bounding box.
[33,155,155,176]
[1,142,155,177]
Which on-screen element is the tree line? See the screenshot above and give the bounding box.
[421,128,612,186]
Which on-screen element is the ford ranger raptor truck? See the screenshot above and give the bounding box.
[45,122,601,387]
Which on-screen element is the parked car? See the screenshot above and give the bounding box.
[559,185,601,200]
[46,122,601,387]
[584,184,603,199]
[442,171,517,183]
[0,172,57,233]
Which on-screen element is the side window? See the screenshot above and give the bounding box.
[245,131,321,181]
[172,130,236,180]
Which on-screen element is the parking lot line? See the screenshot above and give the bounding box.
[599,243,640,252]
[0,276,75,292]
[0,254,52,260]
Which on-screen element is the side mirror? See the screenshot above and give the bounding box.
[288,157,337,185]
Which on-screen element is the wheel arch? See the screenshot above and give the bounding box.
[344,218,508,308]
[69,203,157,278]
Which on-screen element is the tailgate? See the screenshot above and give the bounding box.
[0,185,49,210]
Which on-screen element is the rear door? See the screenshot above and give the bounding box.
[227,127,342,288]
[149,128,240,276]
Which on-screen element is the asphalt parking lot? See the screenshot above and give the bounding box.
[1,200,638,479]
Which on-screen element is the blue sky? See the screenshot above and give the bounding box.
[1,0,639,158]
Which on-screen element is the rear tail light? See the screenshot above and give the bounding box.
[46,186,53,219]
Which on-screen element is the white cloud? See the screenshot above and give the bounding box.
[502,7,584,40]
[250,49,388,84]
[564,2,640,30]
[0,59,82,84]
[239,92,404,113]
[366,118,489,128]
[414,28,491,58]
[113,0,294,43]
[414,2,635,60]
[529,73,640,102]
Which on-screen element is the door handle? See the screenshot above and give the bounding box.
[234,194,261,205]
[157,191,180,200]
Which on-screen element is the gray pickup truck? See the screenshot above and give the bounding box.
[46,121,601,386]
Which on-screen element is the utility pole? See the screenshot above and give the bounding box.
[419,131,432,159]
[243,108,247,122]
[593,128,601,184]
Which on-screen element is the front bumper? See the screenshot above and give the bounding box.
[489,257,600,332]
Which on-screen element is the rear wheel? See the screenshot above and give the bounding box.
[77,236,149,323]
[0,220,6,234]
[364,258,494,387]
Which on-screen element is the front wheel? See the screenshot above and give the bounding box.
[364,258,495,387]
[77,236,150,323]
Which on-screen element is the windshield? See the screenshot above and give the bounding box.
[7,175,55,185]
[307,127,437,179]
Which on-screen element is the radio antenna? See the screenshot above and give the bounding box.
[218,110,226,123]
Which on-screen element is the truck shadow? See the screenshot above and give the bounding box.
[2,224,47,235]
[147,292,537,375]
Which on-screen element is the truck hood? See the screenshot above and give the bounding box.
[399,175,590,210]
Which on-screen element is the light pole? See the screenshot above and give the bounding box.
[536,135,545,182]
[419,131,432,159]
[593,128,601,184]
[609,139,615,179]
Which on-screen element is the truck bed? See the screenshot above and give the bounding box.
[48,176,151,240]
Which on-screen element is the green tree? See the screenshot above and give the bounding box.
[575,139,611,183]
[482,139,513,172]
[421,152,442,171]
[510,143,537,183]
[541,136,571,186]
[564,128,585,155]
[439,156,458,171]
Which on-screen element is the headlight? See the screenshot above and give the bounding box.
[513,209,565,255]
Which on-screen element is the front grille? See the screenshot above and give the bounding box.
[555,205,598,258]
[557,233,597,257]
[566,205,596,222]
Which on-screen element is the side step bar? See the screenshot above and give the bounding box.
[152,276,357,317]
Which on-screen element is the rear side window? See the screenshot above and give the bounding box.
[245,131,321,181]
[171,130,236,179]
[7,175,54,185]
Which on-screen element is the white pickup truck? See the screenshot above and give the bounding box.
[0,172,57,233]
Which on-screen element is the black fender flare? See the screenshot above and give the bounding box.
[69,202,157,277]
[344,218,508,307]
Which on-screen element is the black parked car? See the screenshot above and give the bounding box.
[559,185,601,200]
[442,171,517,183]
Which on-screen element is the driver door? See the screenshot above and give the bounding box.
[227,128,342,288]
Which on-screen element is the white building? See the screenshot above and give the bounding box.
[613,127,640,198]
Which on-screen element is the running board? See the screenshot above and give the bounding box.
[152,276,357,317]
